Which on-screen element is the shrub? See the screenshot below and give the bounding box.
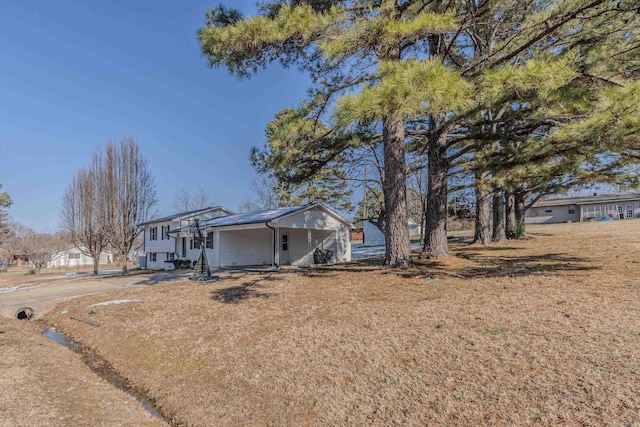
[171,259,193,269]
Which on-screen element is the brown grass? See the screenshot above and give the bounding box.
[0,317,163,426]
[41,220,640,425]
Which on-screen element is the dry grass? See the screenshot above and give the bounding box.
[0,317,163,427]
[43,220,640,425]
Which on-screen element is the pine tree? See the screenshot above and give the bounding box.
[199,0,469,267]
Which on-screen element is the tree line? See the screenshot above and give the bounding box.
[199,0,640,267]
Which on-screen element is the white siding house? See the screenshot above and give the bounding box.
[166,204,352,270]
[47,246,114,268]
[139,206,234,270]
[526,192,640,224]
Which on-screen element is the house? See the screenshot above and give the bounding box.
[47,246,114,268]
[177,204,352,268]
[526,192,640,224]
[138,203,352,270]
[139,206,234,270]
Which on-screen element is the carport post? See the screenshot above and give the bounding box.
[266,222,278,268]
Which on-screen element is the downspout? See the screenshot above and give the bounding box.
[265,222,278,269]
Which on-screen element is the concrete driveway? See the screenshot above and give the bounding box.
[0,271,190,320]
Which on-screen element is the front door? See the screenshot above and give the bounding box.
[281,233,289,264]
[181,238,187,257]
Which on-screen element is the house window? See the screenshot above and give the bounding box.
[166,253,174,262]
[149,252,157,262]
[568,207,575,214]
[192,237,201,250]
[166,224,170,239]
[282,234,288,251]
[545,209,553,213]
[205,232,213,249]
[69,253,81,259]
[150,227,158,241]
[161,226,164,240]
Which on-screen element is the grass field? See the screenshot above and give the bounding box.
[4,220,640,425]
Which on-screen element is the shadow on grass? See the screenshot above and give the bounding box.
[292,249,598,281]
[131,272,191,286]
[447,252,597,278]
[211,274,278,304]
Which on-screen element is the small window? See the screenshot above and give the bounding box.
[205,232,213,249]
[166,253,174,262]
[192,238,201,249]
[69,253,81,259]
[150,227,157,241]
[282,234,288,251]
[149,252,157,262]
[545,209,553,213]
[166,224,171,239]
[568,207,575,214]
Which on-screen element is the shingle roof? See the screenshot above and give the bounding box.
[534,192,640,207]
[138,206,233,226]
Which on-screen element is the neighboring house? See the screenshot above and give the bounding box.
[526,192,640,224]
[139,206,235,270]
[360,219,422,247]
[169,203,352,269]
[47,246,114,268]
[362,221,386,247]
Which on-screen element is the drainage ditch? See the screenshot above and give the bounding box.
[42,328,173,425]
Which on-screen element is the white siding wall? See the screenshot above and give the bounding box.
[144,220,178,270]
[335,224,351,262]
[525,205,580,224]
[219,229,273,267]
[273,206,343,230]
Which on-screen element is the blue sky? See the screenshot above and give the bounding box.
[0,0,312,231]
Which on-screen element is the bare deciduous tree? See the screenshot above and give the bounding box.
[101,137,158,274]
[173,188,213,212]
[6,223,63,273]
[60,167,108,275]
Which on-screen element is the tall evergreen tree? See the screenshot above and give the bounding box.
[199,1,469,267]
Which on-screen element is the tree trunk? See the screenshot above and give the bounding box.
[382,114,412,268]
[473,171,492,246]
[492,191,506,242]
[422,127,449,258]
[121,253,128,274]
[92,257,99,276]
[505,191,516,239]
[514,188,527,238]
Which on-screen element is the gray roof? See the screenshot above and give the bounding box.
[534,192,640,207]
[138,206,233,226]
[169,204,351,232]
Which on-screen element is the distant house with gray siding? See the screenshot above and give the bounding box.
[526,192,640,224]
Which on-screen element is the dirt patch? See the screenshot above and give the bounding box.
[44,220,640,425]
